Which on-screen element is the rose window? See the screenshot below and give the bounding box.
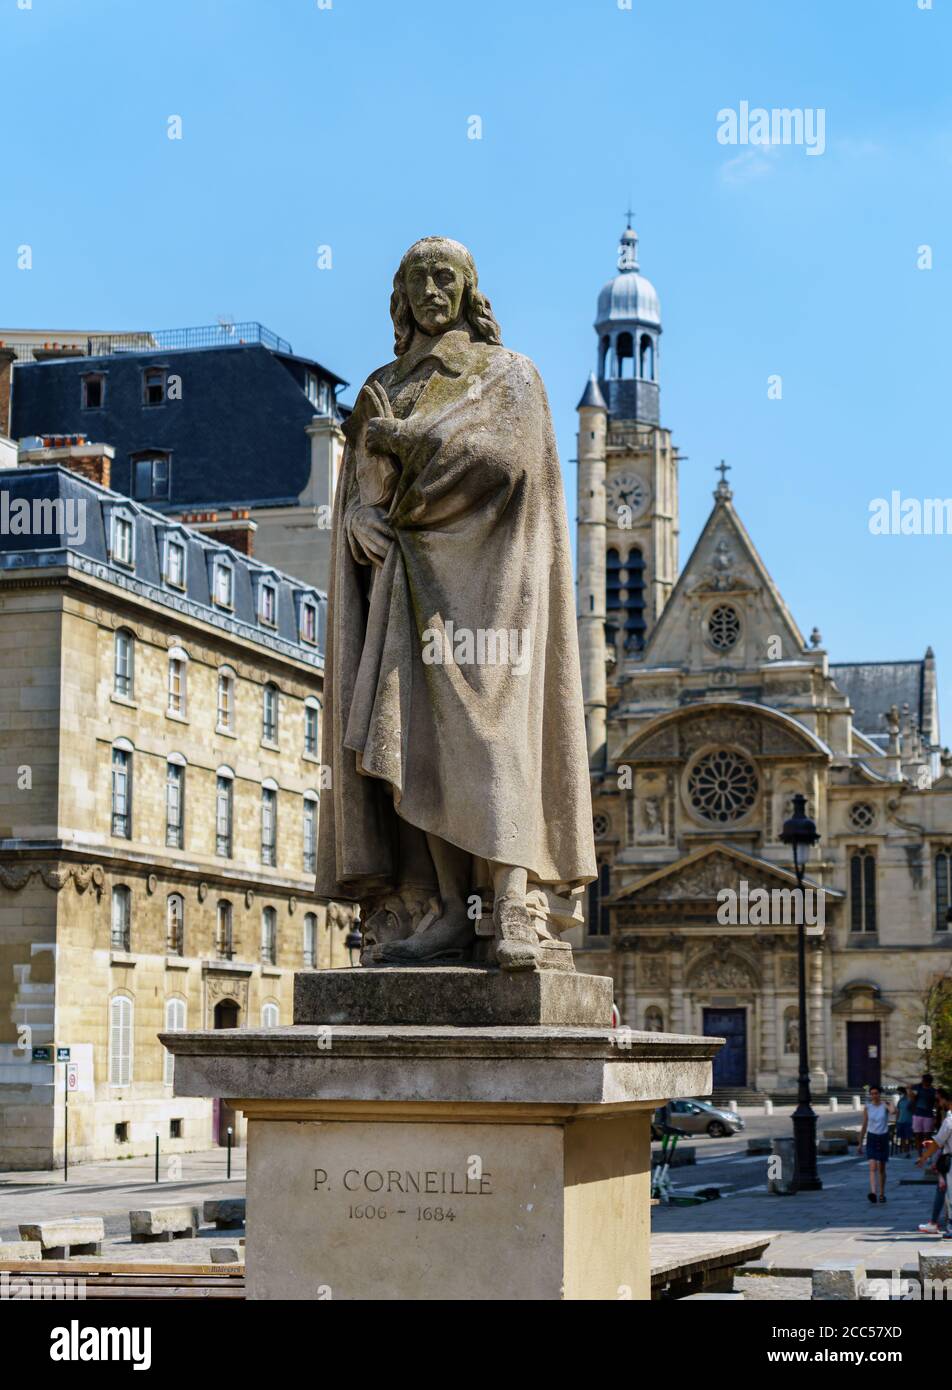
[849,801,875,830]
[687,749,758,823]
[707,604,741,651]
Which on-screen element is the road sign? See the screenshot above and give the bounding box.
[32,1045,52,1062]
[66,1062,79,1092]
[56,1046,71,1062]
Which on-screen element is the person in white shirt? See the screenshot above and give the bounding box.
[917,1087,952,1236]
[860,1086,893,1204]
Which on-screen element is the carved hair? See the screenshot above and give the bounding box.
[390,236,502,356]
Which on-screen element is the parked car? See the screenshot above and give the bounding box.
[656,1099,745,1138]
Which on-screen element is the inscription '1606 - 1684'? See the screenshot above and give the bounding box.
[313,1166,494,1196]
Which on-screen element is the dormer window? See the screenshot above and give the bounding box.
[132,452,170,500]
[143,368,167,406]
[164,538,186,589]
[259,583,277,627]
[82,373,105,410]
[213,559,234,609]
[110,512,135,569]
[300,600,317,645]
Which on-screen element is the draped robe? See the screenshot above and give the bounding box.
[314,327,596,902]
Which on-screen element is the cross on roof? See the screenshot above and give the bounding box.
[716,459,731,483]
[625,204,636,229]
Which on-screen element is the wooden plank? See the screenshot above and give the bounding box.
[0,1260,243,1277]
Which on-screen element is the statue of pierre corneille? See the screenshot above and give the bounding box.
[315,237,596,971]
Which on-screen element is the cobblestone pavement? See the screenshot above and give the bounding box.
[735,1275,811,1300]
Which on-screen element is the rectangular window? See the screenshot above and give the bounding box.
[261,787,277,867]
[260,585,276,626]
[166,763,184,848]
[304,703,319,757]
[111,887,131,951]
[216,776,233,857]
[82,374,104,409]
[216,901,234,960]
[111,747,132,838]
[936,850,951,932]
[114,630,134,698]
[850,849,877,933]
[261,907,277,966]
[168,657,186,717]
[217,672,234,731]
[301,602,317,644]
[113,516,133,567]
[303,913,317,969]
[262,685,278,743]
[165,540,186,588]
[134,456,169,499]
[143,368,166,406]
[109,996,132,1087]
[303,798,317,873]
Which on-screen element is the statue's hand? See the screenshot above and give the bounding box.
[364,416,405,458]
[350,504,394,567]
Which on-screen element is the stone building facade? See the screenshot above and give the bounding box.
[0,454,353,1169]
[571,226,952,1095]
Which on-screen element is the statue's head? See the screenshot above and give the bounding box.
[390,237,502,355]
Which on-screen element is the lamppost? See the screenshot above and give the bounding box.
[780,792,822,1192]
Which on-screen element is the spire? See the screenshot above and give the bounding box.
[576,372,607,411]
[617,217,639,273]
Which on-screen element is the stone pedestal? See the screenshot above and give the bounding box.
[165,971,718,1301]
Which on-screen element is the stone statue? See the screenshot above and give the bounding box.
[315,237,596,970]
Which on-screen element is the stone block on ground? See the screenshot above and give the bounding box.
[294,965,614,1027]
[818,1138,848,1155]
[0,1241,42,1260]
[129,1204,200,1242]
[768,1138,796,1195]
[18,1218,104,1257]
[747,1137,771,1155]
[210,1247,242,1263]
[919,1249,952,1285]
[826,1127,861,1144]
[203,1197,246,1229]
[812,1262,866,1300]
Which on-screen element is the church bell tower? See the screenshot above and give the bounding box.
[576,219,680,761]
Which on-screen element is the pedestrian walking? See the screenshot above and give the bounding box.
[916,1087,952,1237]
[895,1085,915,1156]
[912,1072,938,1156]
[860,1085,893,1204]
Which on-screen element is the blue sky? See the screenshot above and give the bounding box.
[2,0,951,727]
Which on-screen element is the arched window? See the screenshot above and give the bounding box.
[114,629,134,698]
[262,1002,279,1028]
[109,994,133,1086]
[850,849,877,933]
[166,755,185,848]
[216,767,234,858]
[644,1006,664,1032]
[111,885,131,951]
[639,334,655,381]
[303,911,317,968]
[616,331,635,379]
[163,998,186,1085]
[167,647,188,717]
[598,334,611,378]
[935,847,952,932]
[303,792,319,874]
[216,900,234,960]
[166,893,184,956]
[261,906,277,965]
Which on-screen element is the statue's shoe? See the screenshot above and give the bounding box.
[375,917,473,965]
[493,896,541,973]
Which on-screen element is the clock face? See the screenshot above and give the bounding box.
[606,471,649,520]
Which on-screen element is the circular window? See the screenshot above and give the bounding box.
[849,801,876,830]
[707,604,741,652]
[687,749,759,823]
[593,814,610,839]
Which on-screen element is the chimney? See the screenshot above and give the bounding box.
[18,434,114,489]
[178,508,257,556]
[0,347,16,438]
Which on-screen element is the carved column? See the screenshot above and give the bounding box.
[809,938,828,1091]
[619,938,637,1027]
[666,932,685,1034]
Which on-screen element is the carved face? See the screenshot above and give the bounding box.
[403,250,468,336]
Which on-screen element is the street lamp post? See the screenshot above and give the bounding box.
[780,792,822,1192]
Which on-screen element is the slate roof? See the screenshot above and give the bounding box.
[10,341,346,511]
[830,659,930,749]
[0,465,325,666]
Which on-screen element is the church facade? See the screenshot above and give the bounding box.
[571,224,952,1096]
